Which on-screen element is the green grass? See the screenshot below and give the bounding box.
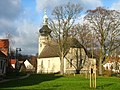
[5,72,27,79]
[0,74,120,90]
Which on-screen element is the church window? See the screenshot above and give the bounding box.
[70,59,73,67]
[48,60,50,68]
[41,60,43,68]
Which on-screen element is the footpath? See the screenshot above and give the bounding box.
[0,73,30,83]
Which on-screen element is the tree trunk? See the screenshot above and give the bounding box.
[76,69,80,74]
[60,52,64,75]
[99,57,103,75]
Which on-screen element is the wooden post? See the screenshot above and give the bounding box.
[92,73,94,88]
[89,59,97,88]
[85,67,88,79]
[92,65,97,88]
[74,73,75,76]
[90,66,92,88]
[94,65,96,88]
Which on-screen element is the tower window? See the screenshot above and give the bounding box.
[40,44,42,47]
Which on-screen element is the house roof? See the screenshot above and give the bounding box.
[68,38,83,48]
[107,56,120,62]
[0,39,9,48]
[39,38,85,58]
[29,56,37,68]
[0,50,7,58]
[10,59,16,64]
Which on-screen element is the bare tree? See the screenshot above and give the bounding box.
[49,2,83,74]
[84,7,120,75]
[75,24,95,49]
[5,32,15,51]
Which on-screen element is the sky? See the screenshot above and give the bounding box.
[0,0,120,55]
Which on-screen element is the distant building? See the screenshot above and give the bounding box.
[37,10,91,74]
[103,56,120,73]
[0,39,9,76]
[20,56,37,73]
[24,60,35,71]
[9,59,16,68]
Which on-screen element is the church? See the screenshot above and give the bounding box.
[37,10,90,74]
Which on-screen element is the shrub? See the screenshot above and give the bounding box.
[103,70,113,76]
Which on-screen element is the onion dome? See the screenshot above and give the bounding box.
[39,9,51,36]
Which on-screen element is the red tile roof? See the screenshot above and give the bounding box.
[10,59,16,64]
[0,39,9,56]
[0,39,9,48]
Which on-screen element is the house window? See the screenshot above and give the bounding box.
[48,60,50,68]
[0,60,3,69]
[0,61,2,69]
[70,59,73,67]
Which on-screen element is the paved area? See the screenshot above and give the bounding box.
[0,73,30,83]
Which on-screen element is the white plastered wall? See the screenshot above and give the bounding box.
[37,57,60,73]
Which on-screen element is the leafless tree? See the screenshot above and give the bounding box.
[75,24,95,49]
[5,32,15,51]
[49,2,83,74]
[84,7,120,75]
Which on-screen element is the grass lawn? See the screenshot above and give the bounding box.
[0,74,120,90]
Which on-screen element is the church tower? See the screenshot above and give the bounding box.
[38,9,51,56]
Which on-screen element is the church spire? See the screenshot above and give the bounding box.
[39,8,51,36]
[43,8,48,25]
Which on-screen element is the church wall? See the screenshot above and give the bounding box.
[37,57,60,73]
[38,36,48,56]
[65,47,89,74]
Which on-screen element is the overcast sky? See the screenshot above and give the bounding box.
[0,0,120,55]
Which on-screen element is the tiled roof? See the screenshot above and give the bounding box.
[10,59,16,64]
[39,44,59,58]
[39,38,85,58]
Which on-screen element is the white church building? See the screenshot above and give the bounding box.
[37,10,90,74]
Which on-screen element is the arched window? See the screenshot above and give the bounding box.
[70,59,73,67]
